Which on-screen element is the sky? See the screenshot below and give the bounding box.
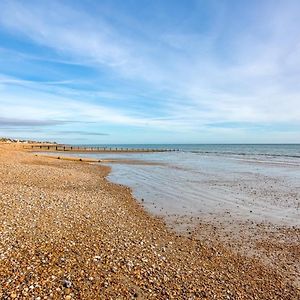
[0,0,300,144]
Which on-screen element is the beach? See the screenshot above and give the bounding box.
[0,143,299,299]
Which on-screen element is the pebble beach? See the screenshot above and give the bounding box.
[0,143,299,299]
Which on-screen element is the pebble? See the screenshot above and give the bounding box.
[0,144,298,299]
[62,279,72,288]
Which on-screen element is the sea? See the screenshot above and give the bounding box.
[42,144,300,226]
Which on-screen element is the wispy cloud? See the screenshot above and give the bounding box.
[0,117,68,127]
[0,0,300,142]
[54,130,109,136]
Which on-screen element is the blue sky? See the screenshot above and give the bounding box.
[0,0,300,144]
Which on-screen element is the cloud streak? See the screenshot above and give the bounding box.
[54,130,109,136]
[0,117,67,127]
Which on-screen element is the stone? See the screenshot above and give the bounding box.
[62,279,72,288]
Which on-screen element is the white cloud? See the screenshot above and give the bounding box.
[0,0,300,142]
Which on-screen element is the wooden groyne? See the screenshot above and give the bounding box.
[25,144,179,153]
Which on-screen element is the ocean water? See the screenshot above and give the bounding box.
[42,144,300,226]
[76,144,300,165]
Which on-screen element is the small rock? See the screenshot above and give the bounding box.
[62,279,72,288]
[93,255,101,261]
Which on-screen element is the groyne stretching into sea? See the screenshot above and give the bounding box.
[25,144,179,153]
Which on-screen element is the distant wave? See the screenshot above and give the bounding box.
[189,150,300,159]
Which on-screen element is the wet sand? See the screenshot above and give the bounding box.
[35,153,166,166]
[0,143,299,299]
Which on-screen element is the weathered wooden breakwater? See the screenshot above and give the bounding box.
[26,145,179,152]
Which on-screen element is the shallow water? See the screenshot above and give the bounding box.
[39,144,300,226]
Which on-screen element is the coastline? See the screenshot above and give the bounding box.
[0,143,299,299]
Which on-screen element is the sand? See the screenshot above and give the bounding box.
[0,143,299,299]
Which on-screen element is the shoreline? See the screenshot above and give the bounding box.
[32,153,165,166]
[0,143,299,298]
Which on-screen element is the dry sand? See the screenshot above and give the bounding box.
[0,143,299,299]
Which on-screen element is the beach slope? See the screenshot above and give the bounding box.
[0,144,298,299]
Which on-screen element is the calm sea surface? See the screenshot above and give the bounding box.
[44,144,300,226]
